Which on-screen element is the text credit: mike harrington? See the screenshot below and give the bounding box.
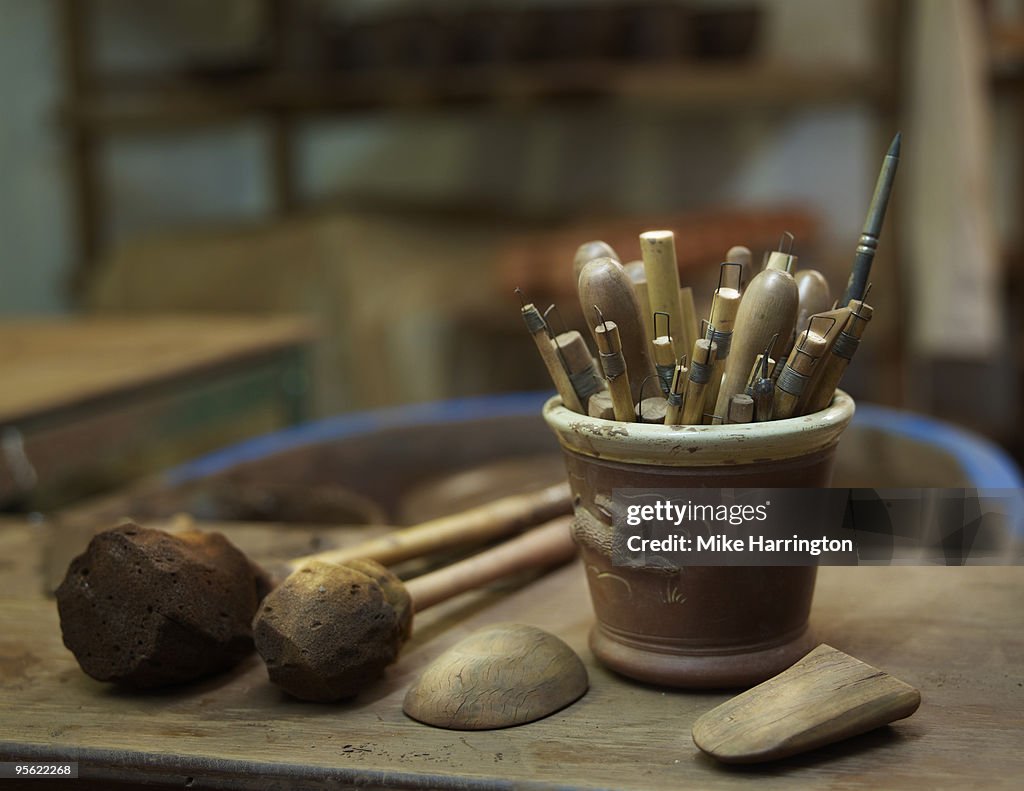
[614,491,858,566]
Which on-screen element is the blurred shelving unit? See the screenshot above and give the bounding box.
[56,0,902,287]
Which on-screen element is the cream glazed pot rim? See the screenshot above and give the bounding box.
[542,390,854,466]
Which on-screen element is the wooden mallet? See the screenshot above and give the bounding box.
[255,516,576,702]
[56,483,571,688]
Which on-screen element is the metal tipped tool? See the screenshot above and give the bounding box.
[840,132,901,307]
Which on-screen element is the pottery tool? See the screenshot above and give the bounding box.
[651,312,676,394]
[692,643,921,763]
[587,390,615,419]
[623,260,654,341]
[749,346,776,422]
[794,305,852,398]
[725,244,752,273]
[404,623,588,730]
[681,336,717,425]
[801,297,874,414]
[56,483,572,688]
[255,516,576,701]
[635,375,668,424]
[594,312,636,422]
[712,236,798,422]
[663,360,688,425]
[782,269,832,361]
[726,394,754,424]
[703,262,743,423]
[573,239,620,287]
[773,321,830,420]
[518,290,583,413]
[579,257,657,402]
[839,133,901,307]
[639,231,688,359]
[678,286,699,360]
[552,329,604,411]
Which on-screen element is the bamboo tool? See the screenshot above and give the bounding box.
[712,236,799,422]
[551,329,604,412]
[782,269,832,361]
[404,622,588,730]
[839,133,901,307]
[587,390,615,419]
[573,240,620,286]
[639,231,689,359]
[578,257,657,402]
[744,353,775,393]
[692,644,920,764]
[651,312,676,394]
[681,335,717,425]
[663,359,688,425]
[255,516,577,701]
[56,483,572,688]
[517,290,583,413]
[726,394,754,424]
[773,321,831,420]
[623,260,654,342]
[678,287,699,361]
[593,312,636,422]
[703,262,743,422]
[801,297,874,415]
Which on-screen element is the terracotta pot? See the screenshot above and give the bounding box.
[542,390,855,688]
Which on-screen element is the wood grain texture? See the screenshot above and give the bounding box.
[0,316,315,425]
[403,623,588,730]
[579,257,657,402]
[692,644,921,763]
[0,520,1021,790]
[712,268,797,423]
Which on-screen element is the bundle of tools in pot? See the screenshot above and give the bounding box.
[56,483,577,704]
[521,134,899,425]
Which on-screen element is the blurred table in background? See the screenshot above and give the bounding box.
[0,316,315,512]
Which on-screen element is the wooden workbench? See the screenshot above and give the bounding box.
[0,520,1020,790]
[0,316,315,509]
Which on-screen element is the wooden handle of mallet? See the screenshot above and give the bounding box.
[406,516,576,611]
[286,482,572,573]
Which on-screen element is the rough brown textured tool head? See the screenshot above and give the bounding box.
[253,559,411,702]
[55,522,267,688]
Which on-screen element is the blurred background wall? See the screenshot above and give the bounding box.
[1,0,1022,459]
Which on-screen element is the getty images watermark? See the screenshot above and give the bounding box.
[609,488,1024,566]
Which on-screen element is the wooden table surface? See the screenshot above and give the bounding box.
[0,316,315,426]
[0,521,1021,790]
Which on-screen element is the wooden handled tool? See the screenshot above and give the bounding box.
[681,338,717,425]
[579,258,657,402]
[639,231,689,360]
[726,394,754,424]
[573,240,620,287]
[783,269,832,361]
[703,262,743,422]
[664,360,688,425]
[801,299,874,414]
[519,294,583,413]
[594,318,636,422]
[553,330,604,412]
[287,482,572,572]
[623,260,654,342]
[774,330,828,420]
[256,516,577,701]
[712,252,798,423]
